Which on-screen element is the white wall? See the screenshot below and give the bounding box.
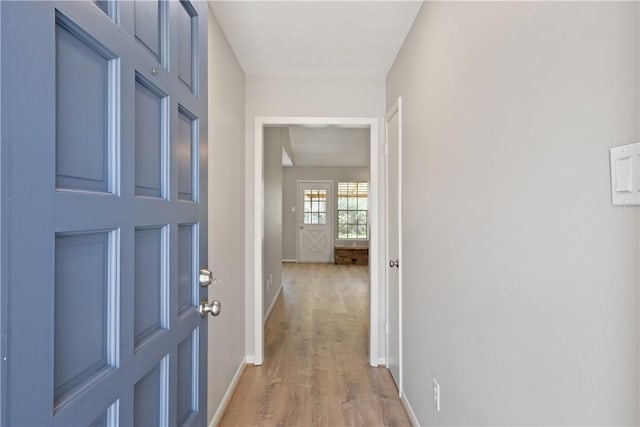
[386,2,639,425]
[263,128,286,317]
[245,76,386,360]
[207,8,246,423]
[282,166,370,261]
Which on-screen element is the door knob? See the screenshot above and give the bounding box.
[199,298,221,317]
[389,259,399,268]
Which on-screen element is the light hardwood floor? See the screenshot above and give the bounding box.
[218,263,411,427]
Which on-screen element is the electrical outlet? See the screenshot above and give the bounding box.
[432,378,440,412]
[266,278,270,291]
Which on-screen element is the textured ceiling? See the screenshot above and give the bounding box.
[208,1,423,77]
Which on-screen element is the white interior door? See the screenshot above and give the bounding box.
[298,181,333,263]
[385,98,402,394]
[1,1,210,425]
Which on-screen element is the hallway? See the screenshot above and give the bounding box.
[219,263,411,426]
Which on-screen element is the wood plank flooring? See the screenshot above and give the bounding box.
[218,263,411,427]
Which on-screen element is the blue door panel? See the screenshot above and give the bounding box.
[55,16,114,193]
[54,231,115,403]
[177,108,196,201]
[1,1,209,425]
[134,75,166,198]
[177,330,196,426]
[177,223,195,315]
[134,0,164,62]
[134,226,168,349]
[134,357,167,427]
[177,1,195,91]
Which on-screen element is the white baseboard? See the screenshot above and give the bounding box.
[378,357,387,366]
[209,357,248,427]
[281,259,297,263]
[245,355,255,365]
[263,284,282,325]
[400,391,420,427]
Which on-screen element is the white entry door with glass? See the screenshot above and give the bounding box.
[298,181,333,263]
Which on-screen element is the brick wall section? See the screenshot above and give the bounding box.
[334,247,369,265]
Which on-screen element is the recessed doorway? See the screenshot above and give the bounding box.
[253,116,380,367]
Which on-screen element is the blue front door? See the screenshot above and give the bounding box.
[1,1,209,425]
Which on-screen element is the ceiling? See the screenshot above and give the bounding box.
[284,126,370,167]
[209,1,420,166]
[208,1,423,78]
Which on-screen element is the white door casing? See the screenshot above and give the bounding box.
[385,97,403,395]
[252,116,380,367]
[298,180,333,263]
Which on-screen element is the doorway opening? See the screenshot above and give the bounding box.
[253,116,380,366]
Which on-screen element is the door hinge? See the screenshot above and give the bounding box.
[384,143,389,156]
[385,322,390,334]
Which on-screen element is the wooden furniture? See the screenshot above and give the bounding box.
[334,246,369,265]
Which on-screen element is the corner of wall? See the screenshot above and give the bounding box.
[208,357,249,427]
[207,6,249,424]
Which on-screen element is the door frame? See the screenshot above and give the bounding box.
[253,116,380,366]
[385,97,403,395]
[297,179,334,263]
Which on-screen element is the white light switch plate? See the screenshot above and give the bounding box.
[610,142,640,206]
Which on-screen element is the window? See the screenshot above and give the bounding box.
[337,181,368,239]
[303,189,327,225]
